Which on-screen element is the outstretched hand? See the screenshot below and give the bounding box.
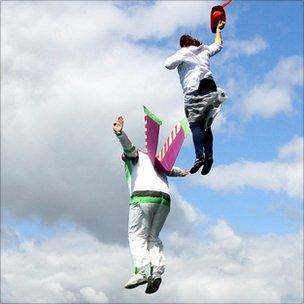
[180,169,189,177]
[113,116,124,133]
[217,20,226,30]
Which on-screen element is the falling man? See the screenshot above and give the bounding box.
[113,108,189,294]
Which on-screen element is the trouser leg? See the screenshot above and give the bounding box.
[203,127,213,158]
[128,204,152,274]
[190,124,205,160]
[147,204,170,276]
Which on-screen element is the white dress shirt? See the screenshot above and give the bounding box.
[165,42,223,94]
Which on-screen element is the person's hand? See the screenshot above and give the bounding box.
[180,169,189,177]
[113,116,124,134]
[217,20,226,30]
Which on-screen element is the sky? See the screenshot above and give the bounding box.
[1,1,303,303]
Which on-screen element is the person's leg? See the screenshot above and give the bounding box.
[190,77,216,176]
[126,203,152,288]
[190,124,204,160]
[201,127,214,175]
[203,127,213,158]
[189,124,205,174]
[147,204,170,276]
[145,204,170,294]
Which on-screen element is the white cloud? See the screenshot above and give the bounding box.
[242,56,303,118]
[278,137,303,161]
[1,222,302,303]
[1,230,113,303]
[218,36,268,63]
[80,288,109,303]
[192,137,303,199]
[121,1,212,40]
[170,185,209,225]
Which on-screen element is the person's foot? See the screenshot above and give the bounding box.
[201,156,213,175]
[145,273,162,294]
[124,273,148,289]
[190,158,205,174]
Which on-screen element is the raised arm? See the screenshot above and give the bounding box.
[215,20,225,45]
[113,116,138,159]
[207,20,225,56]
[168,166,189,177]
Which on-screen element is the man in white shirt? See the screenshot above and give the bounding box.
[113,116,188,294]
[165,20,225,175]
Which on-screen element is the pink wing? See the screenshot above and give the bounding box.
[143,106,162,165]
[156,118,190,173]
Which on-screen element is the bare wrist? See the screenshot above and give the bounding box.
[114,130,123,136]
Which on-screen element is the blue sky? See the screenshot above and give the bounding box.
[1,1,303,302]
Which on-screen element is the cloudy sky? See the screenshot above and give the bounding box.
[1,1,303,303]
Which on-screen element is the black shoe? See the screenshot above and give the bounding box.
[145,275,162,294]
[189,158,205,174]
[201,157,213,175]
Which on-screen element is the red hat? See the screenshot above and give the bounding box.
[210,5,226,33]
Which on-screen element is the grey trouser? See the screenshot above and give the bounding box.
[128,202,170,275]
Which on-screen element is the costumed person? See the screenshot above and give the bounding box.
[164,19,227,175]
[113,107,189,294]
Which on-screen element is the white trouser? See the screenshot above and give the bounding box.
[128,203,170,276]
